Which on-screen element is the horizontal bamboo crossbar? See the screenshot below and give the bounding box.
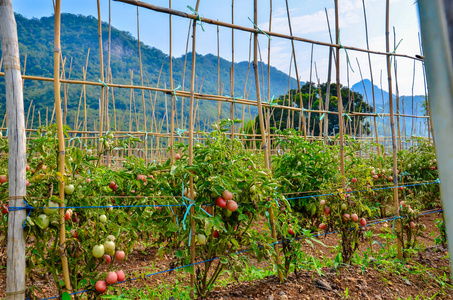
[0,72,430,119]
[113,0,424,62]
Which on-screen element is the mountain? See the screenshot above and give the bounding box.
[0,13,298,132]
[351,79,429,137]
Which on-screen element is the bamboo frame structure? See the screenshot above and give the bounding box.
[0,0,436,297]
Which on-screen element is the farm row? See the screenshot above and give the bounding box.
[0,120,442,299]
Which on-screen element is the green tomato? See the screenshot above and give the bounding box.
[197,234,207,245]
[43,201,59,215]
[341,203,347,210]
[99,214,107,223]
[93,244,105,258]
[37,214,49,229]
[104,240,115,255]
[224,209,233,218]
[64,184,75,195]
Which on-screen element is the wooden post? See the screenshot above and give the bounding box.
[0,1,27,299]
[385,0,402,259]
[97,0,105,151]
[169,0,175,162]
[53,0,72,292]
[137,7,148,162]
[253,0,284,282]
[334,0,346,189]
[188,1,201,297]
[284,0,306,136]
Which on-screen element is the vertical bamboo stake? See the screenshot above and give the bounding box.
[284,0,306,134]
[393,27,402,150]
[230,0,235,142]
[253,0,284,282]
[97,0,105,151]
[361,0,381,156]
[169,0,175,162]
[216,24,221,123]
[1,1,27,298]
[188,1,201,297]
[385,0,402,259]
[137,7,148,162]
[334,0,346,189]
[53,0,72,292]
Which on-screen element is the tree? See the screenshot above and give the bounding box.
[254,82,373,137]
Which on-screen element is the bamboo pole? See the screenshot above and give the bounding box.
[1,1,27,298]
[230,0,235,142]
[97,0,105,150]
[53,0,72,292]
[393,27,402,150]
[169,0,175,162]
[253,0,283,283]
[0,72,428,120]
[188,1,201,297]
[361,0,381,157]
[137,7,148,162]
[385,0,402,259]
[335,0,346,189]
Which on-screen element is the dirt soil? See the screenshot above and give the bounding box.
[0,212,451,300]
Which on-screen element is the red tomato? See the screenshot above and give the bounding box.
[213,230,219,238]
[95,281,107,293]
[288,228,295,235]
[324,206,331,216]
[175,153,181,160]
[342,214,350,222]
[226,200,238,212]
[216,197,227,208]
[0,175,7,184]
[351,177,357,183]
[116,270,126,282]
[103,254,111,264]
[351,214,359,222]
[359,218,367,226]
[222,190,233,201]
[109,181,116,189]
[319,223,326,230]
[106,272,118,285]
[115,250,125,261]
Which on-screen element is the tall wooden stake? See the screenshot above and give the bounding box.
[188,1,201,297]
[334,0,346,189]
[97,0,105,151]
[385,0,402,259]
[1,1,27,298]
[253,0,284,282]
[53,0,72,292]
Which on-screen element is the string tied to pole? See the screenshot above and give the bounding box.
[98,79,109,89]
[342,113,352,122]
[247,17,271,40]
[267,95,278,108]
[320,113,326,120]
[389,38,403,65]
[175,128,187,137]
[172,84,182,101]
[337,30,354,73]
[187,5,205,31]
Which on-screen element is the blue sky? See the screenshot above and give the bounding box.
[11,0,425,95]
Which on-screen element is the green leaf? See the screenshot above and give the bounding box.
[62,292,71,300]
